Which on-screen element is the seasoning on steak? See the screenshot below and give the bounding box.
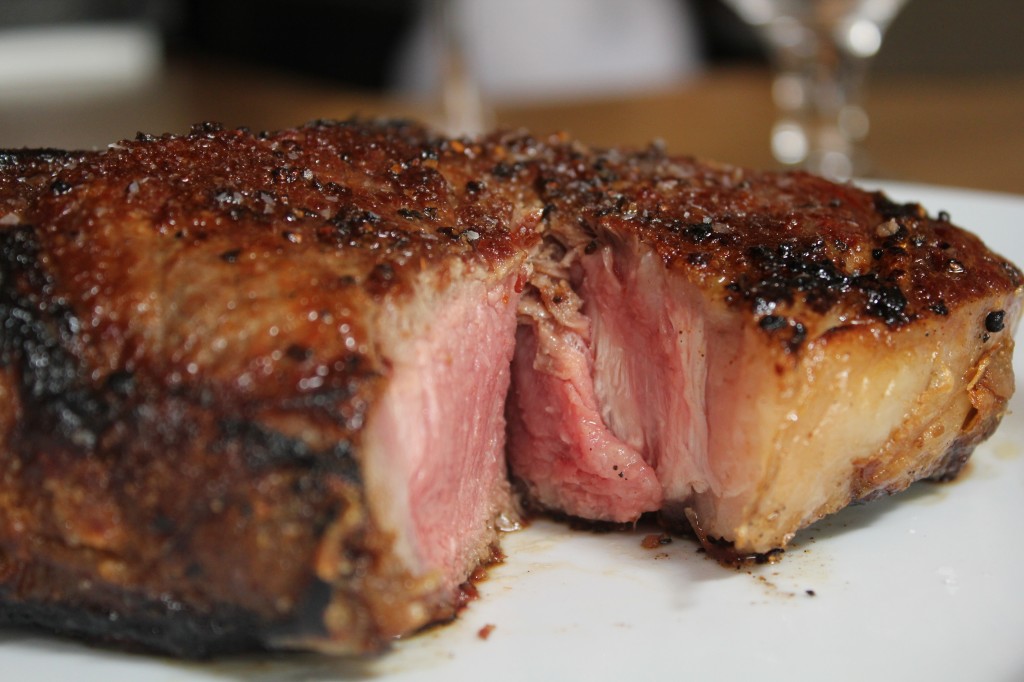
[505,140,1022,559]
[0,120,541,656]
[0,120,1019,657]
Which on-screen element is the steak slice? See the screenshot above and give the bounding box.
[0,121,541,655]
[507,140,1022,557]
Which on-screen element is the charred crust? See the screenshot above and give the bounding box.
[523,141,1018,345]
[687,252,709,267]
[1,120,1021,655]
[0,148,79,167]
[985,310,1006,333]
[219,248,242,263]
[927,437,975,482]
[189,121,226,137]
[5,129,1021,451]
[728,240,910,342]
[0,227,119,452]
[872,192,927,221]
[737,241,853,315]
[217,419,361,483]
[758,315,787,331]
[490,162,520,179]
[397,207,424,221]
[857,275,910,325]
[672,506,783,566]
[682,223,713,243]
[699,535,784,567]
[0,593,269,658]
[366,262,397,293]
[285,344,314,362]
[262,576,376,651]
[49,179,73,195]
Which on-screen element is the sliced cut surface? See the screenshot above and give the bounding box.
[507,268,662,522]
[363,267,521,595]
[503,137,1024,557]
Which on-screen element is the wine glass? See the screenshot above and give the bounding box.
[721,0,909,180]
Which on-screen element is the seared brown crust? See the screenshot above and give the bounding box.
[0,120,538,655]
[487,131,1021,555]
[0,121,1019,653]
[479,135,1022,351]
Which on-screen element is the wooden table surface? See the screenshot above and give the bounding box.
[1,62,1021,194]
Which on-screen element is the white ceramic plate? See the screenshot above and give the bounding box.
[2,182,1023,682]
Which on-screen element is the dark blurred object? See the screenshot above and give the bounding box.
[691,0,765,64]
[176,0,417,90]
[699,0,1024,76]
[177,1,709,95]
[0,0,174,27]
[172,0,746,92]
[3,0,1022,93]
[877,0,1024,75]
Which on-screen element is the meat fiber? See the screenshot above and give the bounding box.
[0,121,541,655]
[505,266,663,522]
[507,142,1022,558]
[0,121,1019,657]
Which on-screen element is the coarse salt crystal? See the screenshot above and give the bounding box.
[876,218,900,237]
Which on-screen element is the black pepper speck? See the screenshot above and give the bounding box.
[985,310,1006,333]
[759,315,787,331]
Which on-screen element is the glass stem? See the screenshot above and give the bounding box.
[433,0,489,136]
[764,25,874,180]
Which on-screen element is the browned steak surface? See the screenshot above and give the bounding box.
[499,136,1022,555]
[0,121,539,655]
[0,121,1019,655]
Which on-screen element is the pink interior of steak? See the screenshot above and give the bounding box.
[581,243,759,505]
[506,321,662,522]
[363,270,520,594]
[507,239,759,526]
[580,244,708,502]
[508,230,1022,555]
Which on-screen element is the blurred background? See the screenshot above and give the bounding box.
[0,0,1021,192]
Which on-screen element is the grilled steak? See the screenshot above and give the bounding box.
[0,121,541,655]
[507,142,1023,557]
[0,120,1019,655]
